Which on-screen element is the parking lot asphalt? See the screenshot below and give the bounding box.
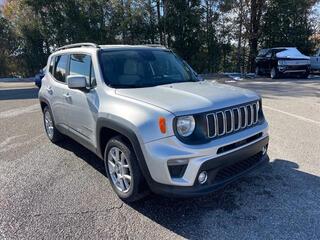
[0,77,319,239]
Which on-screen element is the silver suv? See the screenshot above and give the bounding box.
[39,43,269,202]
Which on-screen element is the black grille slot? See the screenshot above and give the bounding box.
[214,153,262,182]
[247,105,252,125]
[240,107,246,128]
[216,112,224,135]
[207,114,216,137]
[233,109,239,130]
[252,104,257,123]
[225,111,232,132]
[217,132,263,154]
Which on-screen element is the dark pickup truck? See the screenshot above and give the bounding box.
[255,47,311,79]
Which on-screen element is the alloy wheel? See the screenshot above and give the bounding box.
[107,147,132,193]
[44,110,54,139]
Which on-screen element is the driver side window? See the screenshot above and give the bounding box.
[69,54,96,88]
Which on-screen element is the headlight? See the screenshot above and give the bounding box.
[278,60,285,65]
[176,116,195,137]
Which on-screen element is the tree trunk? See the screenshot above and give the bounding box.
[156,0,163,44]
[237,0,243,73]
[248,0,263,72]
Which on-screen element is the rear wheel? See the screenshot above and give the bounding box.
[43,106,63,143]
[104,136,147,202]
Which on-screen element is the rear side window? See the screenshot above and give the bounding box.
[54,55,68,82]
[69,54,96,87]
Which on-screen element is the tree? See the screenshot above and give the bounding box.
[261,0,316,55]
[164,0,202,69]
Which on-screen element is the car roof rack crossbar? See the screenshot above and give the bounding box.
[56,42,100,51]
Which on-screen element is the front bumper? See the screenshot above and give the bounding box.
[148,136,269,197]
[278,65,310,73]
[141,121,268,188]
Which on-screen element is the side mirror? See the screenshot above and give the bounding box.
[67,75,87,90]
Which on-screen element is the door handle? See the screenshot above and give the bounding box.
[63,93,71,98]
[46,87,53,94]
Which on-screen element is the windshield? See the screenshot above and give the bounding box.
[99,49,198,88]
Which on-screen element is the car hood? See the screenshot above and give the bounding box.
[276,48,310,60]
[115,81,259,115]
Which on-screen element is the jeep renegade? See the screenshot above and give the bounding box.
[39,43,269,202]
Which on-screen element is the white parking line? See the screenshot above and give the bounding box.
[264,105,320,126]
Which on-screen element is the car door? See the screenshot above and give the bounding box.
[264,50,273,73]
[49,54,70,126]
[64,53,99,145]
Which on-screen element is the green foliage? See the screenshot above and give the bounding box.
[0,0,319,76]
[261,0,316,54]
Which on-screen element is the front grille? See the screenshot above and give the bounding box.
[206,102,259,138]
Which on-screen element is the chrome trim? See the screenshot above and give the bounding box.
[225,109,233,133]
[206,113,218,138]
[254,103,259,124]
[240,106,246,128]
[216,111,226,136]
[247,104,253,127]
[232,108,241,131]
[206,102,260,139]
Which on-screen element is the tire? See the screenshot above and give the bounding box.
[104,136,147,202]
[270,67,279,79]
[300,71,310,79]
[43,106,63,143]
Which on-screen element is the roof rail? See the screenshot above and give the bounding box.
[56,42,100,51]
[144,44,167,49]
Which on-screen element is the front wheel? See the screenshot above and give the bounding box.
[43,106,63,143]
[104,136,147,202]
[299,71,310,79]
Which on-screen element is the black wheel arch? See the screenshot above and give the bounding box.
[96,118,154,186]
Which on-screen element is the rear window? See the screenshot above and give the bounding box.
[54,55,68,82]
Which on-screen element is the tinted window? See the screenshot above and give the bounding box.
[258,49,268,57]
[100,49,197,88]
[54,55,68,82]
[49,57,54,74]
[70,54,96,87]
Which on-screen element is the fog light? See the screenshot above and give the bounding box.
[198,171,208,184]
[262,146,267,155]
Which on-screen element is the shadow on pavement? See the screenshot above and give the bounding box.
[56,137,106,177]
[0,88,39,100]
[55,137,320,239]
[128,159,320,239]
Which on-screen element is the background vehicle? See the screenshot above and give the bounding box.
[34,67,46,88]
[39,43,269,202]
[255,47,311,79]
[310,48,320,71]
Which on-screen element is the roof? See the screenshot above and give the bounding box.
[55,43,167,53]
